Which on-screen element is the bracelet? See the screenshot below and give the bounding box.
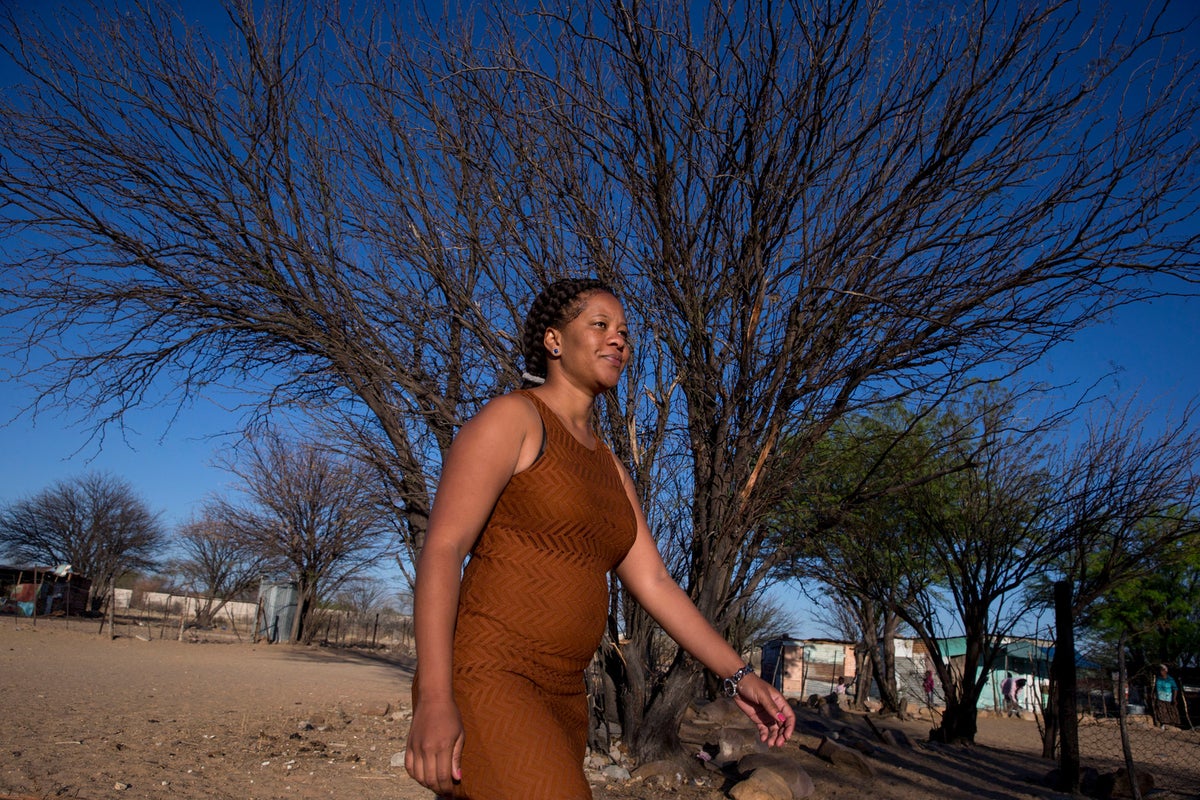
[723,665,754,698]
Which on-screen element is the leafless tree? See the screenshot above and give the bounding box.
[891,397,1200,744]
[330,576,394,615]
[171,512,278,628]
[213,433,391,643]
[2,0,1199,758]
[0,472,165,610]
[1034,399,1200,756]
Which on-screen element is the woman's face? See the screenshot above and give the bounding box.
[547,291,630,391]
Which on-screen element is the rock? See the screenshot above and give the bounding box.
[879,727,914,748]
[678,719,714,747]
[692,697,756,728]
[1046,765,1102,794]
[601,764,631,781]
[715,726,768,764]
[631,759,688,786]
[359,700,391,717]
[389,752,405,768]
[729,767,792,800]
[1101,767,1155,799]
[792,714,840,739]
[738,753,816,798]
[816,735,875,778]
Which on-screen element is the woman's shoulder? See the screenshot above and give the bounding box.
[467,390,542,430]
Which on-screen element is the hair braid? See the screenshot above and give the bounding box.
[521,278,613,387]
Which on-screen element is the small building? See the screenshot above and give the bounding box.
[761,637,856,698]
[0,564,93,617]
[927,635,1052,714]
[256,579,300,643]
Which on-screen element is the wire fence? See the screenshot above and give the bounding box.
[1074,643,1200,799]
[105,588,415,654]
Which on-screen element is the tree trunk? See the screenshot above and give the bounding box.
[874,612,902,712]
[627,655,703,761]
[291,580,314,644]
[851,642,873,710]
[934,696,979,743]
[1041,671,1059,758]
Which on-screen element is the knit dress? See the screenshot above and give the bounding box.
[443,391,636,799]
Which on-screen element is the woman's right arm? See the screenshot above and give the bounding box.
[404,394,541,794]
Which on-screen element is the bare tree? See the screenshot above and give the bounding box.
[330,576,394,616]
[172,512,278,628]
[892,397,1200,744]
[1034,399,1200,756]
[2,0,1199,759]
[0,472,165,610]
[214,433,390,643]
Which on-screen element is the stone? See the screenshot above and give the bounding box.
[693,697,756,728]
[879,727,914,748]
[678,719,715,747]
[716,726,768,764]
[359,700,391,717]
[1102,767,1155,799]
[601,764,632,781]
[729,768,792,800]
[737,753,816,798]
[389,752,405,768]
[816,735,875,778]
[631,759,687,786]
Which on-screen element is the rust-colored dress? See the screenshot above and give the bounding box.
[445,392,636,799]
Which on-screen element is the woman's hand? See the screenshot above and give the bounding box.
[404,698,465,794]
[732,674,795,748]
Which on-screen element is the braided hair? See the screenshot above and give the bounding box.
[521,278,614,387]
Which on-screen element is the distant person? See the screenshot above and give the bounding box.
[1154,664,1182,730]
[1011,678,1027,717]
[923,668,936,707]
[1001,672,1017,716]
[833,677,847,707]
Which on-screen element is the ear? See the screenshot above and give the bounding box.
[543,328,562,356]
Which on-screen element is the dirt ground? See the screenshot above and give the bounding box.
[0,617,1191,800]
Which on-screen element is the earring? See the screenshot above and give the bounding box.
[553,348,560,355]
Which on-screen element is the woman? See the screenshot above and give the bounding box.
[404,279,794,798]
[1154,664,1181,730]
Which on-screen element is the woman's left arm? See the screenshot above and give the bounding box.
[612,458,794,747]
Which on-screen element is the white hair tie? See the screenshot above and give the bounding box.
[520,371,546,385]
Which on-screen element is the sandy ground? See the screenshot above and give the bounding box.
[0,617,1193,800]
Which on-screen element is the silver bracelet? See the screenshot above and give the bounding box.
[723,665,754,698]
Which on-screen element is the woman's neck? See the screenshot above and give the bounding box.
[530,381,597,431]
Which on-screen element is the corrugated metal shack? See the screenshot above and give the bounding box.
[761,637,856,698]
[0,565,93,617]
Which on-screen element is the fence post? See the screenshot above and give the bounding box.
[1116,631,1141,800]
[1054,580,1079,792]
[107,578,117,640]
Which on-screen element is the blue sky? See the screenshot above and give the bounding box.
[2,289,1197,533]
[1,0,1198,628]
